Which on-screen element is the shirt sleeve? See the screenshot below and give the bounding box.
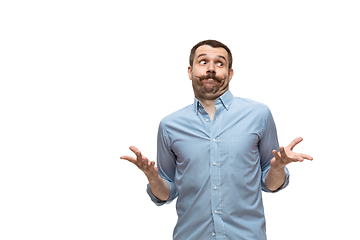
[259,107,290,193]
[146,121,179,205]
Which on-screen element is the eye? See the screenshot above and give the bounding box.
[217,62,223,67]
[200,60,206,65]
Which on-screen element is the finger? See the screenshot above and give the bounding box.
[149,161,159,172]
[143,160,155,172]
[129,145,141,157]
[129,146,143,165]
[279,147,288,159]
[298,153,313,161]
[141,156,149,169]
[120,155,137,164]
[272,150,281,161]
[293,153,304,162]
[287,137,303,151]
[289,151,304,162]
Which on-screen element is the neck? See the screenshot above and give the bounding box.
[198,98,216,122]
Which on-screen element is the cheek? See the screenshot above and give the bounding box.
[218,72,229,82]
[192,68,202,76]
[219,69,229,77]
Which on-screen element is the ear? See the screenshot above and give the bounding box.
[228,68,234,82]
[188,66,193,80]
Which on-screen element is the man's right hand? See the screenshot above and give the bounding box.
[120,146,159,181]
[120,146,170,201]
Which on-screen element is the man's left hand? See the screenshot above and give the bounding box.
[271,137,313,170]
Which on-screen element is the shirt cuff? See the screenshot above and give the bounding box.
[261,166,290,193]
[146,179,178,206]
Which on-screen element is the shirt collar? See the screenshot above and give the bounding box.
[193,90,234,113]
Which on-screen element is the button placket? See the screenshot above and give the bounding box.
[209,108,226,237]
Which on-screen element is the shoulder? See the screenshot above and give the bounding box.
[232,97,275,138]
[232,97,271,115]
[159,104,194,127]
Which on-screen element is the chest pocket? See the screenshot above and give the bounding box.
[229,134,259,169]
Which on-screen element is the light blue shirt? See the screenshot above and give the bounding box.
[147,90,289,240]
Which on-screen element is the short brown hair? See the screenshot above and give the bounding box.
[189,40,233,69]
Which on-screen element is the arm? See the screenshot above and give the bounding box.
[121,146,170,201]
[265,137,313,191]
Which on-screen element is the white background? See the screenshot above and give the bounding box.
[1,1,359,239]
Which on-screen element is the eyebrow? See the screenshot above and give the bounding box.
[197,53,227,63]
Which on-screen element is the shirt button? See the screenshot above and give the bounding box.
[214,186,217,190]
[205,119,209,122]
[212,233,216,237]
[213,162,216,166]
[214,210,218,214]
[212,139,216,142]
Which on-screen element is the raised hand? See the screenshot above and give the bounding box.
[271,137,313,170]
[120,146,159,180]
[120,146,170,201]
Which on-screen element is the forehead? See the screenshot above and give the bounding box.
[195,45,228,61]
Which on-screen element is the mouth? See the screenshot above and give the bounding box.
[202,78,216,83]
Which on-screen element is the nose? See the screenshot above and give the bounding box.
[206,61,216,74]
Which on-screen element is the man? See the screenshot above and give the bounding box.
[121,40,313,239]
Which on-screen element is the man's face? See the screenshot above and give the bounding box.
[188,45,234,101]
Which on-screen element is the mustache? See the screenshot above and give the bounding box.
[195,73,225,82]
